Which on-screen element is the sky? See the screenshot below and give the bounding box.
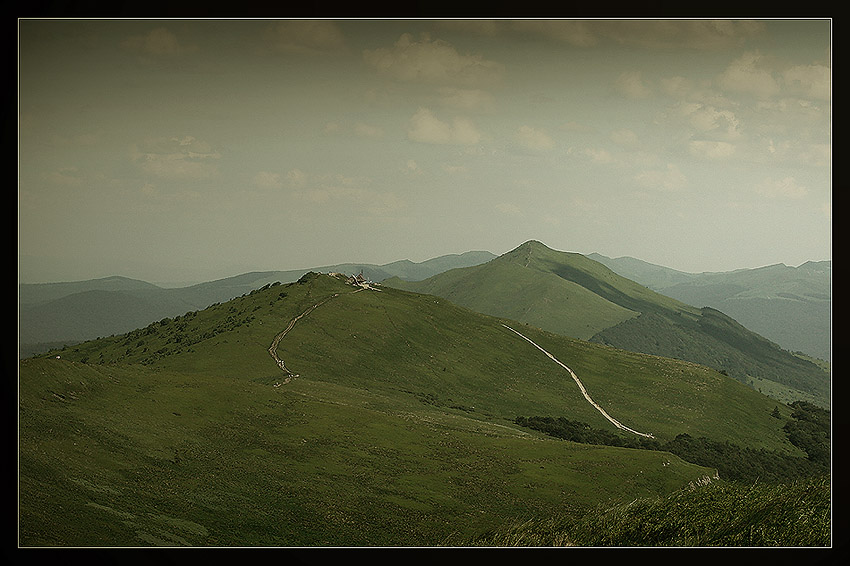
[18,18,831,285]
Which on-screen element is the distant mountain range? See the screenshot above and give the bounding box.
[18,251,496,357]
[587,254,831,362]
[18,243,831,409]
[385,241,829,408]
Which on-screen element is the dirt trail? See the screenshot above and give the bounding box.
[502,323,654,439]
[268,287,366,384]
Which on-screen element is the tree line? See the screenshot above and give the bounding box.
[515,400,829,485]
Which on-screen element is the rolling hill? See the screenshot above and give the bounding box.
[18,250,496,358]
[19,272,821,546]
[588,253,831,362]
[384,241,830,408]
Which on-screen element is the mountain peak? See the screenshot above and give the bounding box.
[517,240,550,251]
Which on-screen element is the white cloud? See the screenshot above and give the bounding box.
[755,177,808,199]
[634,163,687,191]
[252,171,284,190]
[261,20,346,54]
[583,148,614,164]
[509,20,599,47]
[354,122,385,139]
[718,51,780,99]
[516,125,555,151]
[659,76,694,98]
[364,33,504,87]
[436,87,497,112]
[799,143,831,168]
[407,107,482,145]
[610,128,639,147]
[442,163,467,174]
[594,20,766,50]
[44,167,85,187]
[615,71,651,99]
[121,27,196,58]
[783,63,831,101]
[286,168,308,189]
[131,136,221,180]
[404,159,422,175]
[560,121,595,133]
[660,102,742,143]
[688,140,736,160]
[440,19,766,50]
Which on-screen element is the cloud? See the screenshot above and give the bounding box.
[443,20,766,50]
[252,167,404,215]
[560,121,595,133]
[44,167,85,187]
[799,143,831,168]
[353,122,385,139]
[131,135,221,180]
[783,63,830,101]
[658,102,742,143]
[688,140,736,160]
[121,27,196,58]
[435,87,497,112]
[755,177,808,199]
[583,148,614,164]
[614,71,652,99]
[718,51,780,99]
[261,20,346,54]
[364,32,504,87]
[509,20,600,47]
[290,169,406,216]
[286,168,308,189]
[515,125,555,151]
[634,163,687,191]
[593,19,766,50]
[252,171,284,190]
[610,128,639,147]
[407,107,482,145]
[404,159,422,175]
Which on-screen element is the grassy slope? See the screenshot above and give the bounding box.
[19,274,805,546]
[386,241,829,407]
[591,254,831,362]
[465,475,831,546]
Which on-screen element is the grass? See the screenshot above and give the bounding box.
[18,273,822,546]
[384,241,829,408]
[465,475,831,547]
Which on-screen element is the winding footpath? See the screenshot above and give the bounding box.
[266,284,652,440]
[268,287,366,384]
[502,324,654,439]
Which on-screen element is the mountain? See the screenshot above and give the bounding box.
[18,251,497,357]
[588,254,831,362]
[20,272,819,546]
[385,241,830,408]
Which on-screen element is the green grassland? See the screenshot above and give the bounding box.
[464,475,831,546]
[386,241,830,408]
[19,273,820,546]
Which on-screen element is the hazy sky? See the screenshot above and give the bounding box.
[18,18,831,284]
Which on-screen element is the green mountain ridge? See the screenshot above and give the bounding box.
[385,241,829,408]
[20,271,821,546]
[588,253,831,361]
[18,251,497,357]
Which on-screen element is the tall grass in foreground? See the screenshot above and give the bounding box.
[464,476,830,547]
